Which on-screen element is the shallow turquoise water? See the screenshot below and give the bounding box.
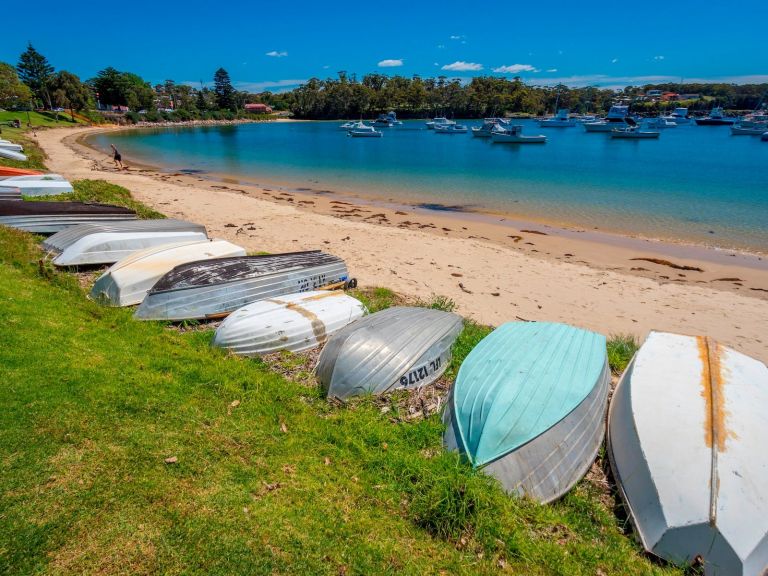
[90,120,768,251]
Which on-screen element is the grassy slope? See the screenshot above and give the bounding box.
[0,155,673,575]
[0,111,83,171]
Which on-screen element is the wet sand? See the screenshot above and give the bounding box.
[34,126,768,361]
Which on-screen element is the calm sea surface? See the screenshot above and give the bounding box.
[89,120,768,252]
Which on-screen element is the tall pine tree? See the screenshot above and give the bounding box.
[16,44,54,109]
[213,68,235,111]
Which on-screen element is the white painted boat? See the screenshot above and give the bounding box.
[44,219,209,266]
[426,117,456,130]
[611,127,660,139]
[608,331,768,575]
[212,290,366,356]
[471,118,509,138]
[644,117,677,129]
[661,107,691,125]
[434,123,468,134]
[0,177,74,196]
[90,239,246,306]
[731,123,767,136]
[444,322,610,503]
[316,306,463,400]
[0,142,23,151]
[0,174,66,181]
[348,124,382,138]
[490,124,547,144]
[0,148,27,162]
[583,105,631,132]
[539,108,576,127]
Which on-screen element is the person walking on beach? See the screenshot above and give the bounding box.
[110,144,124,170]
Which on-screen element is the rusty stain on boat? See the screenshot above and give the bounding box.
[698,336,733,453]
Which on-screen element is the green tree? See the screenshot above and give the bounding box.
[16,44,54,109]
[0,62,33,109]
[50,71,92,120]
[213,68,235,111]
[89,67,154,111]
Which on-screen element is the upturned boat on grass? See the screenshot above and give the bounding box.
[213,290,366,356]
[0,186,22,200]
[608,331,768,576]
[443,321,610,504]
[134,250,352,321]
[90,240,246,306]
[0,174,74,196]
[0,201,136,234]
[44,219,208,266]
[0,141,23,151]
[0,148,27,162]
[0,167,42,177]
[316,306,463,401]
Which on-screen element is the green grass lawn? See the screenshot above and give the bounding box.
[0,111,84,171]
[0,167,678,574]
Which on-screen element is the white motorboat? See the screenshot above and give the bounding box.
[348,124,383,138]
[611,127,660,139]
[339,121,359,130]
[490,124,547,144]
[539,108,576,128]
[695,107,736,126]
[434,123,468,134]
[731,123,768,136]
[661,107,691,125]
[471,118,509,138]
[644,117,677,129]
[425,117,456,130]
[583,105,631,132]
[372,111,402,127]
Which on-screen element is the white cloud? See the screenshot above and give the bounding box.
[234,79,308,93]
[449,35,464,40]
[546,68,558,73]
[378,59,403,67]
[437,44,446,49]
[611,58,618,64]
[493,64,538,74]
[322,65,329,69]
[265,51,288,58]
[653,55,665,61]
[441,61,483,71]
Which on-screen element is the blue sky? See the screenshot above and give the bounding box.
[2,0,766,91]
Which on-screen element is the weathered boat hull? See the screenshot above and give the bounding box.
[443,321,609,503]
[134,251,351,321]
[0,187,22,200]
[0,201,137,234]
[608,331,768,575]
[316,306,463,400]
[90,240,246,307]
[44,219,208,266]
[0,148,28,161]
[212,290,366,356]
[1,179,74,197]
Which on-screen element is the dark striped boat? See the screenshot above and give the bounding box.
[134,250,352,321]
[0,201,136,234]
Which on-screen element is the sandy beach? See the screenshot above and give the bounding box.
[34,126,768,361]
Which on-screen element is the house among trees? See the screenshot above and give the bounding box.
[244,103,272,114]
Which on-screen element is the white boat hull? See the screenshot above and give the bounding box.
[608,331,768,576]
[90,240,246,307]
[0,148,27,162]
[0,179,74,196]
[213,290,366,356]
[491,132,546,144]
[583,122,628,132]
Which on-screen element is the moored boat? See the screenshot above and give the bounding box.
[90,239,246,307]
[539,108,576,127]
[490,124,546,143]
[611,127,660,139]
[471,118,509,138]
[434,123,468,134]
[134,250,352,321]
[348,123,383,138]
[0,200,136,234]
[695,106,736,126]
[730,123,767,136]
[316,306,463,400]
[443,321,610,503]
[44,219,209,266]
[583,105,631,132]
[607,331,768,575]
[661,107,691,125]
[426,117,456,130]
[644,117,677,129]
[212,290,366,356]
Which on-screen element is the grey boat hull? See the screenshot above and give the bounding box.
[0,187,22,200]
[0,214,138,234]
[135,252,351,321]
[316,306,464,400]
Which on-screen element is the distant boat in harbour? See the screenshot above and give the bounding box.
[426,116,456,130]
[583,105,632,132]
[695,107,736,126]
[644,117,677,129]
[434,123,468,134]
[611,119,660,139]
[471,118,510,138]
[490,124,546,143]
[539,108,576,128]
[661,107,691,125]
[372,111,402,127]
[348,123,383,138]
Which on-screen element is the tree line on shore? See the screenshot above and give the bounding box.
[1,44,766,123]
